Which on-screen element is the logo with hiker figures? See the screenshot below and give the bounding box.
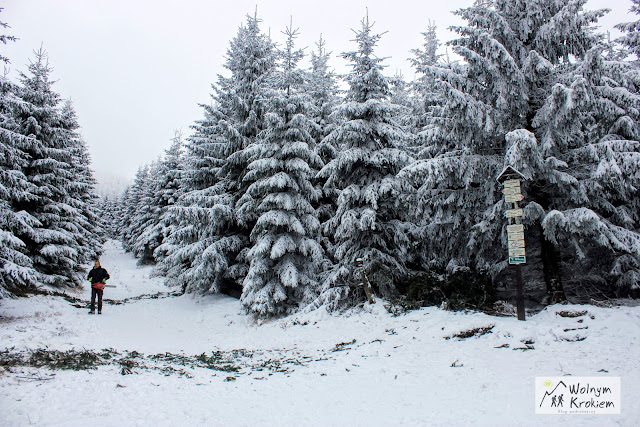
[535,377,621,414]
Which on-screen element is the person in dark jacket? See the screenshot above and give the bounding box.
[87,260,110,314]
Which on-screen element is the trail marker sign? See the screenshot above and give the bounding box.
[497,165,527,321]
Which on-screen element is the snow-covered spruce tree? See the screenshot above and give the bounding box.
[316,14,413,302]
[526,48,640,297]
[13,48,100,287]
[305,35,341,256]
[132,131,185,266]
[97,195,119,239]
[400,0,640,303]
[115,186,130,241]
[131,159,163,264]
[306,35,341,150]
[407,19,446,158]
[0,79,41,294]
[616,0,640,60]
[388,72,414,128]
[158,13,276,294]
[237,22,324,316]
[0,15,40,295]
[120,165,149,253]
[59,100,105,265]
[147,131,185,268]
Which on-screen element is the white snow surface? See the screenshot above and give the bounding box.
[1,240,639,426]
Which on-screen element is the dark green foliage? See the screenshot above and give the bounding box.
[388,268,497,314]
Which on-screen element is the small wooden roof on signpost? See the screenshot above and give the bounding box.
[496,165,526,183]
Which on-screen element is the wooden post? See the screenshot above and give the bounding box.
[497,166,527,321]
[515,264,525,321]
[512,197,526,321]
[356,258,375,304]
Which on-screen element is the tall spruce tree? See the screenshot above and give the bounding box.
[316,14,413,301]
[13,48,95,287]
[158,13,276,294]
[306,35,341,256]
[147,131,184,268]
[0,86,41,295]
[0,13,40,295]
[408,19,445,158]
[237,22,324,316]
[59,100,104,266]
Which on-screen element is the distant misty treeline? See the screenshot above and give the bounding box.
[0,8,105,296]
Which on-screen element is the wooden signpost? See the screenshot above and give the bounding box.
[497,166,526,321]
[356,258,375,304]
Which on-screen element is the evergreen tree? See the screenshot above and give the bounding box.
[59,100,104,265]
[0,13,39,295]
[306,35,340,148]
[149,131,185,267]
[13,48,95,287]
[97,195,119,239]
[408,19,446,158]
[237,22,324,316]
[159,13,276,294]
[305,35,341,255]
[0,77,40,294]
[121,165,149,253]
[316,14,413,301]
[132,159,163,264]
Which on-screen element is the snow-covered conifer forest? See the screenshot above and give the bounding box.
[2,2,640,314]
[2,2,640,425]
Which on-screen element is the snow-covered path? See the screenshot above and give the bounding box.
[1,240,639,426]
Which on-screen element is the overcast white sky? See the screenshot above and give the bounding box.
[1,0,635,192]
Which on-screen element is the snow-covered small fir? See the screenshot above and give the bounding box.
[316,14,413,301]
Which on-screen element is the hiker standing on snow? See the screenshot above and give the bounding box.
[87,260,110,315]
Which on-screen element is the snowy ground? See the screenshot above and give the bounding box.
[1,240,639,426]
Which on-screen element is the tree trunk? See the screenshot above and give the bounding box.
[530,179,567,305]
[539,224,567,304]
